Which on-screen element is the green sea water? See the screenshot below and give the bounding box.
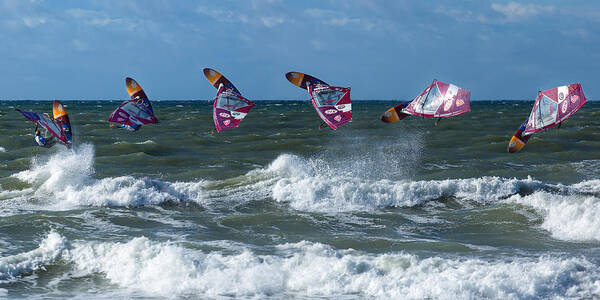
[0,100,598,299]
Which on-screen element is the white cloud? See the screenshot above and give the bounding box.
[304,8,332,18]
[22,16,46,28]
[65,8,124,27]
[72,39,87,51]
[491,2,555,22]
[195,6,236,21]
[196,5,288,28]
[310,39,324,51]
[561,28,589,39]
[304,8,376,30]
[434,7,475,22]
[437,2,557,24]
[260,16,285,27]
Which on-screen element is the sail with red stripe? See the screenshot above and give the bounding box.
[403,80,470,118]
[16,109,68,145]
[308,84,352,130]
[213,84,254,132]
[108,78,158,126]
[524,83,586,135]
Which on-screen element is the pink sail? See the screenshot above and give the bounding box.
[213,85,254,132]
[524,83,586,135]
[108,100,158,126]
[308,84,352,130]
[17,109,68,144]
[403,80,470,118]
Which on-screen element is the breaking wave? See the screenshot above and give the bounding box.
[0,231,68,281]
[509,190,600,242]
[263,154,600,242]
[4,144,206,209]
[7,232,599,299]
[4,149,600,242]
[266,154,538,211]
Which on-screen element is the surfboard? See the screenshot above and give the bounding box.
[52,100,72,145]
[381,102,411,123]
[125,77,149,103]
[285,72,328,90]
[507,120,530,153]
[203,68,241,95]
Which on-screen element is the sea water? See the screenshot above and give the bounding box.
[0,100,598,299]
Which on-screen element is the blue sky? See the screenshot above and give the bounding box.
[0,0,598,100]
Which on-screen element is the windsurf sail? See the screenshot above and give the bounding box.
[16,109,68,145]
[213,84,254,132]
[53,100,72,145]
[308,83,352,130]
[403,80,470,118]
[108,78,158,126]
[524,83,586,135]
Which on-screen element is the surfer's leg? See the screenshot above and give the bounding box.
[435,118,442,126]
[319,122,327,130]
[45,136,56,148]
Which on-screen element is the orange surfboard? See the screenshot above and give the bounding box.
[203,68,240,95]
[381,103,410,123]
[285,72,328,90]
[52,100,72,145]
[125,77,148,100]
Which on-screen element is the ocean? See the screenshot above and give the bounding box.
[0,100,599,299]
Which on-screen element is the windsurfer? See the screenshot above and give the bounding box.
[110,123,140,132]
[34,125,56,148]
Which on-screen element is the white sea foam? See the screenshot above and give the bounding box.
[9,144,206,209]
[508,190,600,242]
[3,232,600,298]
[5,149,600,246]
[0,231,68,280]
[266,154,541,212]
[0,147,6,153]
[61,237,600,299]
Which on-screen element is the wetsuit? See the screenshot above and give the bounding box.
[35,134,56,148]
[120,124,141,132]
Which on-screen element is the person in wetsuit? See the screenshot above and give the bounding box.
[110,123,140,132]
[34,125,56,148]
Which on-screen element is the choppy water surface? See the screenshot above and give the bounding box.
[0,100,599,299]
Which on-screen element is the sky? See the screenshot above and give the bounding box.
[0,0,598,100]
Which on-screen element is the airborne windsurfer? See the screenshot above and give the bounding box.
[110,123,141,132]
[34,125,56,148]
